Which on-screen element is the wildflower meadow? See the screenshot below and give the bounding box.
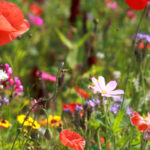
[0,0,150,149]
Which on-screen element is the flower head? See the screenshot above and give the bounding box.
[89,76,124,97]
[36,71,56,82]
[0,1,29,46]
[130,112,150,131]
[0,70,8,81]
[30,4,43,15]
[105,0,118,11]
[63,103,83,114]
[28,14,44,27]
[0,119,11,129]
[74,86,89,98]
[17,114,40,129]
[60,129,85,150]
[40,115,63,128]
[125,0,150,10]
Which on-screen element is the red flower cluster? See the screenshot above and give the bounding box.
[60,129,85,150]
[139,42,150,50]
[30,4,43,15]
[125,0,150,10]
[0,1,29,46]
[63,103,82,114]
[130,112,150,131]
[74,86,89,98]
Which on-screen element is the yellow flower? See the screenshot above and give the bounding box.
[39,115,63,128]
[17,114,40,129]
[49,115,63,128]
[0,119,11,129]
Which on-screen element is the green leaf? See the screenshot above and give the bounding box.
[56,29,73,50]
[112,110,124,133]
[76,33,91,49]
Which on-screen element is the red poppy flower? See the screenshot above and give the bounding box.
[63,103,82,114]
[60,129,85,150]
[30,4,43,15]
[74,86,89,98]
[130,112,150,131]
[125,0,150,10]
[0,1,29,46]
[100,137,105,144]
[139,42,150,50]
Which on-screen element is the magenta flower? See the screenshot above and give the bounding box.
[36,71,56,82]
[28,14,44,26]
[88,76,124,97]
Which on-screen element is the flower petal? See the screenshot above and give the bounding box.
[138,124,148,131]
[60,129,85,150]
[98,76,106,90]
[109,89,124,95]
[106,81,117,91]
[130,115,143,126]
[0,13,16,32]
[125,0,148,10]
[0,1,24,28]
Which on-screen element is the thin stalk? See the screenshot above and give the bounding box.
[121,6,148,108]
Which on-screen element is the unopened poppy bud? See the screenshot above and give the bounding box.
[44,129,51,140]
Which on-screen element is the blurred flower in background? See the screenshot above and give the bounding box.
[0,119,11,129]
[28,14,44,27]
[30,4,43,15]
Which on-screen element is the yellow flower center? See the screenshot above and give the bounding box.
[102,90,107,94]
[92,83,95,86]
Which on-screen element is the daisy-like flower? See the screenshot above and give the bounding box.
[60,129,85,150]
[130,112,150,131]
[88,76,124,97]
[0,70,8,81]
[0,119,11,129]
[39,115,63,128]
[17,114,40,129]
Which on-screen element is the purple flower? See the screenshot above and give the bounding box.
[86,98,100,107]
[3,97,9,104]
[88,76,124,97]
[28,14,44,27]
[110,104,120,114]
[137,33,150,43]
[75,105,83,111]
[113,96,123,103]
[126,106,132,116]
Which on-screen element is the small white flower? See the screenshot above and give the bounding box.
[113,71,121,79]
[0,70,8,81]
[97,52,105,59]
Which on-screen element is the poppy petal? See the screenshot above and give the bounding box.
[125,0,148,10]
[130,115,143,126]
[0,13,16,32]
[60,129,85,150]
[0,1,29,46]
[138,124,148,131]
[0,1,24,28]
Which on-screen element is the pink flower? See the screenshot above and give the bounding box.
[36,71,56,82]
[88,76,124,97]
[28,14,43,26]
[126,9,136,20]
[105,0,118,11]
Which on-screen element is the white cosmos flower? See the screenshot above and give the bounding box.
[0,70,8,81]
